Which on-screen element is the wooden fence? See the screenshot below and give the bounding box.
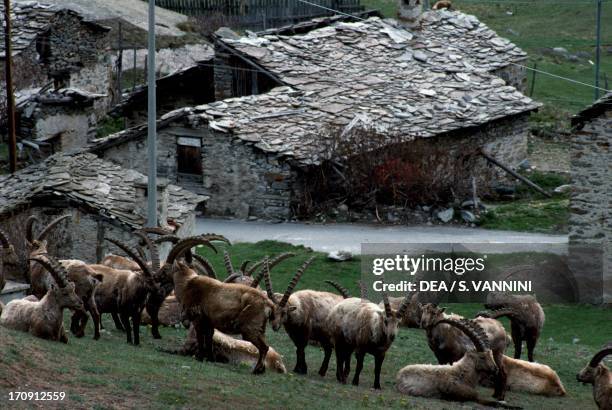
[152,0,364,31]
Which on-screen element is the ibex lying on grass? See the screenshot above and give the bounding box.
[26,215,104,339]
[0,255,84,342]
[481,292,545,362]
[396,318,502,405]
[326,293,412,389]
[420,303,509,400]
[164,325,287,373]
[170,254,283,374]
[479,356,565,396]
[577,344,612,410]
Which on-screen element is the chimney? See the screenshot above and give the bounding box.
[397,0,423,29]
[134,177,169,229]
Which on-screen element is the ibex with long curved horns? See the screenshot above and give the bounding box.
[1,255,84,343]
[577,344,612,409]
[326,292,412,389]
[396,318,502,406]
[26,215,104,340]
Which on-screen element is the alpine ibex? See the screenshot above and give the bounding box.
[263,257,345,376]
[479,356,565,396]
[326,293,412,389]
[171,256,281,374]
[163,325,287,373]
[396,318,502,405]
[26,215,104,339]
[420,303,509,401]
[481,292,545,362]
[92,238,162,345]
[0,255,84,343]
[577,344,612,410]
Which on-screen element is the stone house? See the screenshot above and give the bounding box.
[0,151,207,283]
[90,15,538,220]
[0,2,112,126]
[16,88,106,153]
[110,61,216,129]
[569,93,611,304]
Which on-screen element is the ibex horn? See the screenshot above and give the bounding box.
[262,258,276,302]
[166,236,217,265]
[105,237,153,278]
[224,273,243,283]
[200,233,231,245]
[223,250,235,276]
[25,215,40,243]
[37,214,71,241]
[246,252,296,277]
[436,318,490,352]
[382,293,392,318]
[589,346,612,367]
[29,255,69,288]
[279,256,314,307]
[397,292,417,319]
[135,231,160,273]
[239,260,250,273]
[192,254,217,279]
[324,280,350,298]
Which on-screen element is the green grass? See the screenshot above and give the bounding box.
[1,241,611,409]
[363,0,611,113]
[95,116,126,139]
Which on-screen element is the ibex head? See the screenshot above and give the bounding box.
[29,255,84,311]
[263,256,313,331]
[577,345,612,384]
[419,303,446,329]
[25,215,71,256]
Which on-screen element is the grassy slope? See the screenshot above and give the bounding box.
[362,0,611,113]
[1,241,611,409]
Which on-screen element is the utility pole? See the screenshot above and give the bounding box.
[594,0,602,100]
[3,0,16,173]
[147,0,157,227]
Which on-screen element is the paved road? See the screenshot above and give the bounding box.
[196,218,568,255]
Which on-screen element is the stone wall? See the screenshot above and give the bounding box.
[491,61,528,93]
[18,103,97,150]
[569,112,611,303]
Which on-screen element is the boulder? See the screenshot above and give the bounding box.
[436,208,454,223]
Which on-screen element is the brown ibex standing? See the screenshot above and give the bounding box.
[1,255,84,343]
[577,344,612,410]
[481,292,545,362]
[26,215,104,340]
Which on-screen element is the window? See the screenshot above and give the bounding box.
[177,137,203,176]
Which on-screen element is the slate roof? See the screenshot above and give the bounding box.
[572,92,612,127]
[0,152,207,228]
[15,0,189,37]
[0,2,108,58]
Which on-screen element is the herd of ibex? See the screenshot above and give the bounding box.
[0,215,610,408]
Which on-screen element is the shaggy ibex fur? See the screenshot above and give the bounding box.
[481,292,545,362]
[479,356,565,396]
[171,258,279,374]
[396,318,502,405]
[420,303,509,400]
[92,238,161,345]
[0,255,84,343]
[577,345,612,410]
[26,215,104,339]
[326,293,412,389]
[262,257,342,376]
[165,325,287,373]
